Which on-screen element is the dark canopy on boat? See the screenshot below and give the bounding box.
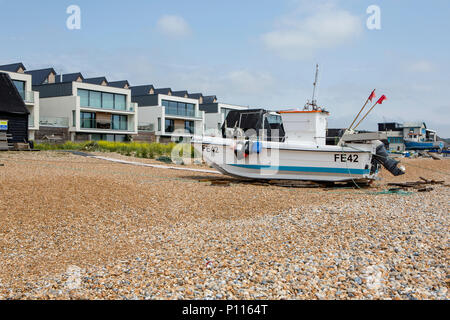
[222,109,285,141]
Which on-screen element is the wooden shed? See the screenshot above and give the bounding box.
[0,72,29,147]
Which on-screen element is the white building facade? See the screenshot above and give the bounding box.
[32,73,137,142]
[199,102,248,136]
[133,90,204,143]
[0,63,40,141]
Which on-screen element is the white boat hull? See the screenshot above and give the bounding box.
[194,137,379,182]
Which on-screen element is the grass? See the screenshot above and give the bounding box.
[35,141,199,161]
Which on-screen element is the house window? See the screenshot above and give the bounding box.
[112,115,128,131]
[72,110,76,127]
[114,94,126,110]
[162,100,196,117]
[78,89,127,110]
[102,92,114,109]
[90,91,102,108]
[157,118,161,131]
[12,80,25,99]
[185,120,194,134]
[186,103,195,117]
[91,134,126,142]
[165,119,174,133]
[78,89,89,106]
[80,112,96,128]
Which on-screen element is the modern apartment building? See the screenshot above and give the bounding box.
[0,63,40,140]
[131,85,204,143]
[200,100,248,135]
[28,68,138,142]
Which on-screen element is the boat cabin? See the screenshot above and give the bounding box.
[221,108,330,145]
[221,109,285,142]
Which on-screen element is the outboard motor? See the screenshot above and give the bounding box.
[374,140,405,176]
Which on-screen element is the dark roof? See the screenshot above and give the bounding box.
[84,77,108,85]
[172,90,188,97]
[0,73,29,114]
[154,88,172,95]
[109,80,130,89]
[55,72,84,83]
[130,85,155,96]
[0,63,26,73]
[203,95,217,104]
[25,68,56,85]
[188,93,203,99]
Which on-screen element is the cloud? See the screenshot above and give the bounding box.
[156,15,191,38]
[405,60,435,73]
[261,3,362,59]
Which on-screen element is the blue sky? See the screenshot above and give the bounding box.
[1,0,449,136]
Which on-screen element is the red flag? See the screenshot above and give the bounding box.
[376,95,387,104]
[368,89,376,102]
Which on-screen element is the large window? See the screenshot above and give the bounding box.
[102,93,114,109]
[90,91,101,108]
[80,112,96,128]
[79,89,89,106]
[112,115,128,131]
[91,134,126,142]
[78,89,127,110]
[13,80,25,99]
[162,100,196,117]
[165,119,174,133]
[115,94,126,110]
[185,121,194,134]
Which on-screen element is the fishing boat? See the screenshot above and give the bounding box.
[193,66,405,182]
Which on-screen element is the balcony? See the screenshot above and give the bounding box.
[165,107,202,119]
[79,102,136,112]
[40,117,69,128]
[18,91,35,104]
[28,114,35,128]
[24,91,35,104]
[81,119,131,132]
[138,122,155,132]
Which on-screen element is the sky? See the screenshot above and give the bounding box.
[0,0,449,136]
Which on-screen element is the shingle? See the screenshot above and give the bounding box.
[203,95,217,104]
[130,85,155,96]
[188,93,203,99]
[25,68,56,85]
[172,90,189,98]
[84,77,108,85]
[0,63,26,73]
[109,80,130,89]
[55,73,84,83]
[153,88,172,95]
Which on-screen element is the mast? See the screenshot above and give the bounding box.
[311,64,319,108]
[304,64,320,111]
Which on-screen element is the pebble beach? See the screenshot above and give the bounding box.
[0,151,448,300]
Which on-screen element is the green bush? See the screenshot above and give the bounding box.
[35,140,179,160]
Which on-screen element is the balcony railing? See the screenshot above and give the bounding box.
[40,117,69,128]
[81,119,130,131]
[79,102,136,112]
[28,114,35,128]
[138,123,155,132]
[18,91,35,103]
[24,91,35,103]
[165,107,202,119]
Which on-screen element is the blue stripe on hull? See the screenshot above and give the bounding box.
[229,164,370,175]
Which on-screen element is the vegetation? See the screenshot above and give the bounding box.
[35,141,199,161]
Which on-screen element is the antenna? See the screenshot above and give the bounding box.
[304,64,320,111]
[311,64,319,107]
